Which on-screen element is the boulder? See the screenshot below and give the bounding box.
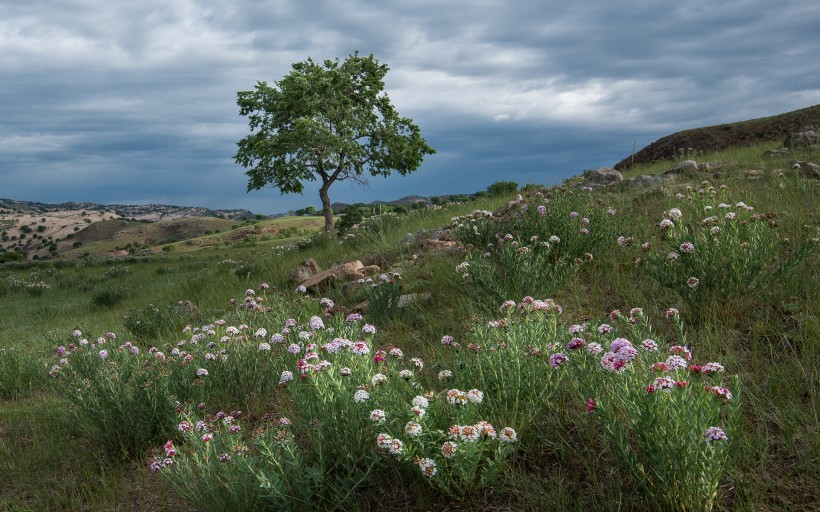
[665,160,699,176]
[362,265,382,276]
[785,125,818,148]
[289,258,321,284]
[299,260,366,291]
[627,174,675,188]
[581,167,623,187]
[175,300,199,318]
[790,161,820,179]
[764,148,790,157]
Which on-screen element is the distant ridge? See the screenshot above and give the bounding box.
[0,198,256,221]
[614,104,820,170]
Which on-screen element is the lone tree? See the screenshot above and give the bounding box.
[235,52,436,231]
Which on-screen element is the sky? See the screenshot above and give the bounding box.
[2,1,819,215]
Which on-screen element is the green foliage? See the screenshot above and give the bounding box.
[50,335,179,459]
[0,251,24,263]
[454,189,622,311]
[572,312,742,512]
[642,191,816,317]
[447,300,567,438]
[0,348,40,399]
[366,273,403,324]
[91,286,127,308]
[235,51,435,230]
[486,180,518,196]
[124,302,188,340]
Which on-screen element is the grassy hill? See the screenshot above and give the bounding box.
[614,104,820,170]
[0,138,817,511]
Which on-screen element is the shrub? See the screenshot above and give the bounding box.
[486,181,518,196]
[366,273,403,324]
[570,309,741,512]
[91,286,127,308]
[124,302,188,340]
[642,194,816,316]
[50,332,180,459]
[454,189,623,311]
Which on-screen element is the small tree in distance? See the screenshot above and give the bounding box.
[235,52,436,231]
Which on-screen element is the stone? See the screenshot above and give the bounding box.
[289,258,321,284]
[700,161,738,172]
[581,167,623,187]
[299,260,366,291]
[397,293,432,308]
[785,125,818,148]
[421,238,458,252]
[665,160,699,176]
[741,169,765,180]
[764,148,790,157]
[361,265,381,276]
[175,300,199,318]
[627,174,675,188]
[790,160,820,179]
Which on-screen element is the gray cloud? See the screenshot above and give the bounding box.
[1,0,819,214]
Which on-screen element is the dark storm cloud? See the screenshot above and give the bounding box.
[1,0,819,214]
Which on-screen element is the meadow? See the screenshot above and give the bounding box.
[0,140,817,511]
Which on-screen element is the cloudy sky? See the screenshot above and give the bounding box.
[2,1,819,214]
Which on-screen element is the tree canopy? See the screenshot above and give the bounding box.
[234,52,436,231]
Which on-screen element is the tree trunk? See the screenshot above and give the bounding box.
[319,184,334,232]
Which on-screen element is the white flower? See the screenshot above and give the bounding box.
[405,421,422,437]
[412,396,429,408]
[466,389,484,404]
[369,410,386,423]
[196,368,208,377]
[399,369,414,379]
[418,458,437,477]
[353,389,370,403]
[371,373,387,386]
[279,371,294,385]
[499,427,518,443]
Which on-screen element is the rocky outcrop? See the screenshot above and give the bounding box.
[289,258,321,284]
[298,260,369,291]
[785,125,818,148]
[580,167,624,188]
[665,160,699,176]
[791,161,820,179]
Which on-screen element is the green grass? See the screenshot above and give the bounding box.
[0,143,817,510]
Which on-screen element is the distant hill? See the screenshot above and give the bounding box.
[614,104,820,170]
[0,198,256,221]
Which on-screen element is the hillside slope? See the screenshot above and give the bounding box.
[614,104,820,170]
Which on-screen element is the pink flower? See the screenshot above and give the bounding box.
[586,397,596,413]
[704,426,728,442]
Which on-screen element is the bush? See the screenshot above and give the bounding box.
[50,333,180,459]
[642,193,816,317]
[124,303,188,340]
[454,189,623,311]
[91,286,127,308]
[486,181,518,196]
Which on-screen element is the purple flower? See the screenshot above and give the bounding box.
[98,349,108,360]
[549,353,569,368]
[704,427,728,442]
